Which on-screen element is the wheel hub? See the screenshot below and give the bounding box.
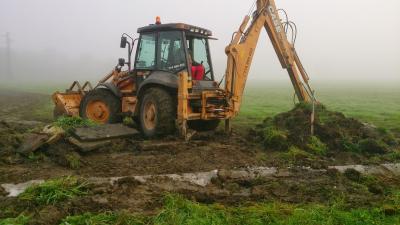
[86,100,110,123]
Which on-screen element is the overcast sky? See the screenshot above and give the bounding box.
[0,0,399,84]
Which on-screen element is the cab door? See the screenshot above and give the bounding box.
[134,32,157,88]
[157,31,187,73]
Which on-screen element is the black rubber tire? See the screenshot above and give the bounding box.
[188,120,220,132]
[139,88,176,138]
[79,88,122,124]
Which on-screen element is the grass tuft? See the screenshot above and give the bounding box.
[0,214,30,225]
[263,127,289,150]
[54,116,97,134]
[123,117,135,127]
[385,149,400,161]
[65,152,81,169]
[153,194,229,225]
[282,146,314,164]
[19,176,88,205]
[307,136,328,155]
[341,137,361,153]
[60,212,147,225]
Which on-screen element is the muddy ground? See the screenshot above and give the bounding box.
[0,90,399,224]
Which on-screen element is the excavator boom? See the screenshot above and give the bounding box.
[224,0,315,116]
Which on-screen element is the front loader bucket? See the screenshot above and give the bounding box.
[52,81,93,118]
[52,91,83,117]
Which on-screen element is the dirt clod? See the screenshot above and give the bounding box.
[344,168,362,182]
[46,141,82,169]
[0,186,6,197]
[33,205,65,225]
[358,138,388,154]
[382,205,397,216]
[17,133,49,156]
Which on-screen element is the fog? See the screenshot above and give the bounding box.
[0,0,399,86]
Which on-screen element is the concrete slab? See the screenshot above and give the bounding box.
[73,124,139,142]
[68,137,111,152]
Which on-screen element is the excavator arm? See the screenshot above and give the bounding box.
[225,0,315,116]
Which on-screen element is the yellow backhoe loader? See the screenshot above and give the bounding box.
[52,0,316,138]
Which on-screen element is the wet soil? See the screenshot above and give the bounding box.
[0,122,263,183]
[0,90,400,224]
[0,91,399,184]
[1,167,399,225]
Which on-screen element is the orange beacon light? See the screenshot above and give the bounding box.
[156,16,161,25]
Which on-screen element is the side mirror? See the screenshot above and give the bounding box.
[120,36,128,48]
[118,58,126,67]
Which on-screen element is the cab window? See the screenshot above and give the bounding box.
[158,31,186,73]
[136,33,156,69]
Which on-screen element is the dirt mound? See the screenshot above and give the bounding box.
[250,103,399,155]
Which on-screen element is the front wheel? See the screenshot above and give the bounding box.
[139,88,176,138]
[79,88,122,124]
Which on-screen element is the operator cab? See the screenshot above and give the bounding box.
[122,19,217,91]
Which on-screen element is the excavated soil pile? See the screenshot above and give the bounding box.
[250,103,399,155]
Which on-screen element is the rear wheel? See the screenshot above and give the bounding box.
[79,89,121,124]
[188,120,220,132]
[140,88,176,138]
